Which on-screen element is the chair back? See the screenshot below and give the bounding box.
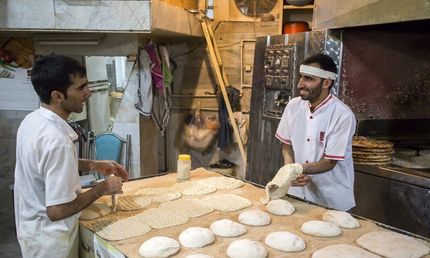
[92,132,131,172]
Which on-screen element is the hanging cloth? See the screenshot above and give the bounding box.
[145,44,164,93]
[135,49,153,117]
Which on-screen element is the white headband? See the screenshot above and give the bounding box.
[300,64,336,80]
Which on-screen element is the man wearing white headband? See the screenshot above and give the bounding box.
[275,54,356,211]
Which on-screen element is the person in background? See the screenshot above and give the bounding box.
[275,53,356,211]
[14,55,128,258]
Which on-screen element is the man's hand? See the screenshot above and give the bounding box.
[291,174,311,186]
[93,160,128,181]
[97,175,124,196]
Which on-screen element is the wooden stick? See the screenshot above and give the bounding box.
[200,18,247,163]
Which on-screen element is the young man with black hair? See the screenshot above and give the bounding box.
[275,54,356,211]
[14,55,128,257]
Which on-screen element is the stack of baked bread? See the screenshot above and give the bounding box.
[352,136,394,165]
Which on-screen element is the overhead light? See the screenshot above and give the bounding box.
[34,34,103,45]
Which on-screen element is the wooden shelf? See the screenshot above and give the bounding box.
[283,5,314,10]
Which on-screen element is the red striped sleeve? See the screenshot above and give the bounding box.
[324,154,345,160]
[275,133,292,145]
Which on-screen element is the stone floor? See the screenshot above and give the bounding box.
[0,211,22,258]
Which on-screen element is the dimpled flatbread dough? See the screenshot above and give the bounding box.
[135,187,182,203]
[227,239,267,258]
[202,194,252,211]
[322,210,360,228]
[301,220,342,237]
[266,199,295,216]
[160,198,214,218]
[356,231,430,258]
[265,231,306,252]
[96,215,151,241]
[80,202,112,220]
[138,236,180,258]
[137,208,189,229]
[178,227,215,248]
[238,210,271,226]
[105,194,151,211]
[172,181,217,196]
[210,219,247,237]
[312,244,381,258]
[198,176,244,189]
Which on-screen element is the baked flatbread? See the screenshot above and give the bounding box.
[105,194,151,211]
[353,136,394,149]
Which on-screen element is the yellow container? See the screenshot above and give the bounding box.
[177,154,191,181]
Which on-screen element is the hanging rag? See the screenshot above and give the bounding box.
[217,86,241,149]
[145,44,164,93]
[135,48,153,117]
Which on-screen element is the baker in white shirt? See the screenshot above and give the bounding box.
[14,55,128,258]
[275,53,356,211]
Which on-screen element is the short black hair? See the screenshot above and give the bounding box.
[302,53,337,74]
[31,55,86,104]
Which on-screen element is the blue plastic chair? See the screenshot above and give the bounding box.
[93,132,131,173]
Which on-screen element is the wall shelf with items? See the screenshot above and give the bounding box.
[280,4,314,34]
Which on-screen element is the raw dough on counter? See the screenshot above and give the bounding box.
[356,231,430,258]
[160,198,214,218]
[312,244,381,258]
[261,163,303,204]
[178,227,215,248]
[135,187,182,202]
[80,202,111,220]
[137,208,189,229]
[322,210,360,228]
[138,236,180,258]
[202,194,252,211]
[265,231,306,252]
[96,215,151,241]
[106,194,151,211]
[185,254,214,258]
[265,199,295,216]
[227,239,267,258]
[301,220,342,237]
[210,219,247,237]
[172,181,217,196]
[198,176,244,189]
[238,209,271,226]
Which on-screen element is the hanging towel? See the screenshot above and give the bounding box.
[135,49,153,117]
[145,44,164,93]
[217,86,241,149]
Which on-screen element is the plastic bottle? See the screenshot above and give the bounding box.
[177,154,191,181]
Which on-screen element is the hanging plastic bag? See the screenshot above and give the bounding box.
[183,103,219,152]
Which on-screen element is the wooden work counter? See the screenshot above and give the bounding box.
[80,169,430,258]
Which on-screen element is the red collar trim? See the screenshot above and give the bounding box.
[309,94,333,113]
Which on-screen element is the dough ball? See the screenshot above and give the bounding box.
[266,199,295,216]
[301,220,342,237]
[312,244,381,258]
[210,219,247,237]
[179,227,215,248]
[185,254,214,258]
[138,236,180,258]
[357,231,430,258]
[238,210,271,226]
[227,239,267,258]
[264,231,306,252]
[322,210,360,228]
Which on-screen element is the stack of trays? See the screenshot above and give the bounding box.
[352,136,394,165]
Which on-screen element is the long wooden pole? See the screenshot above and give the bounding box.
[200,18,247,164]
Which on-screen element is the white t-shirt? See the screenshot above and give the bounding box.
[275,94,356,211]
[14,107,82,258]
